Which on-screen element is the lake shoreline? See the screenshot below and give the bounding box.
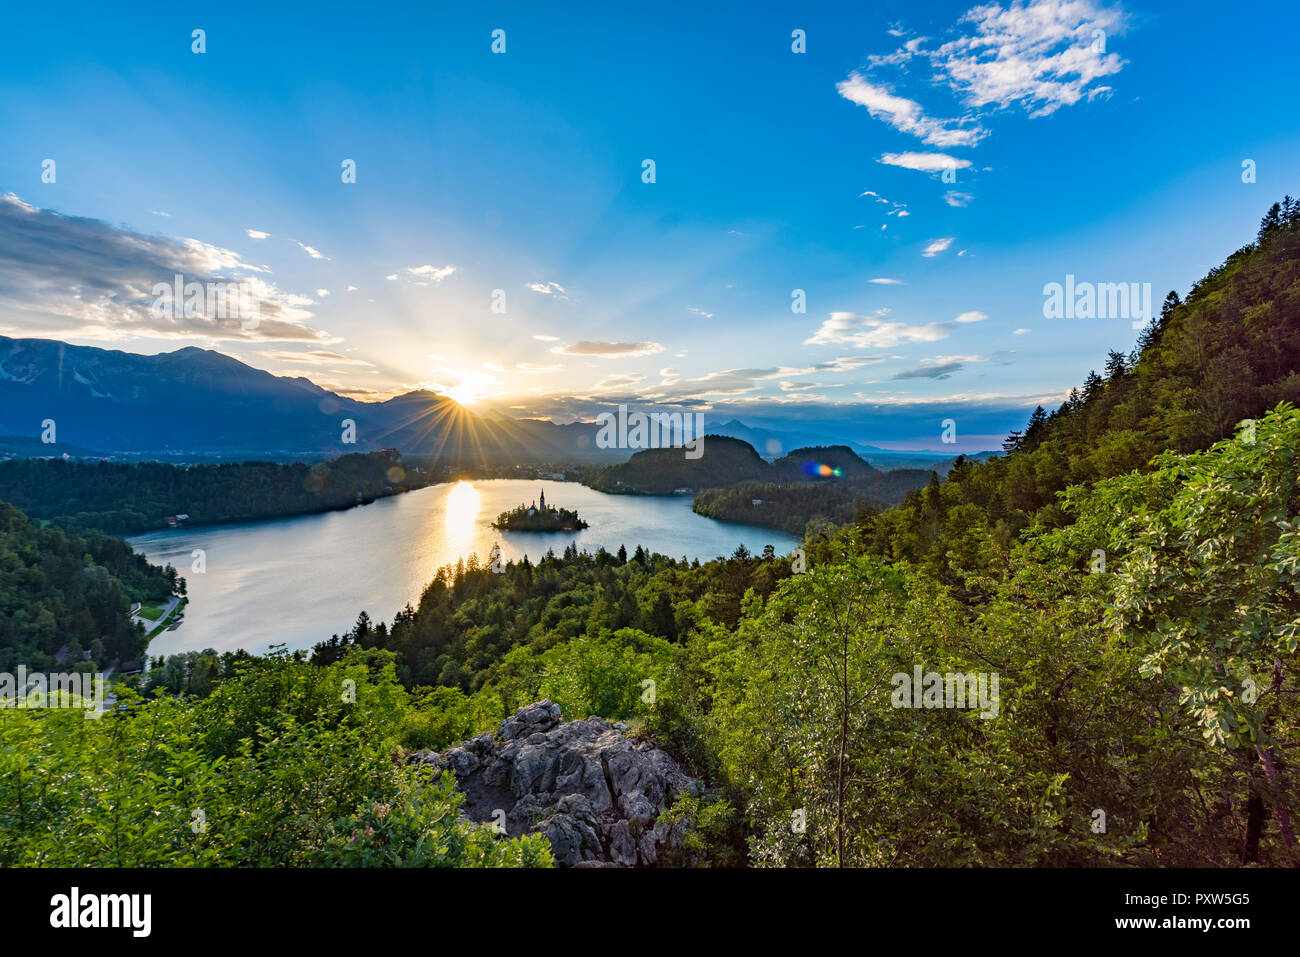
[130,479,799,657]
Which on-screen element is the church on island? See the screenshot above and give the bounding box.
[492,488,588,531]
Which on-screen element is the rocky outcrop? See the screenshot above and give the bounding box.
[410,700,698,866]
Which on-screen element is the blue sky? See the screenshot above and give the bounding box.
[1,0,1297,449]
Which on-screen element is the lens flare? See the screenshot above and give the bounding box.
[801,461,843,478]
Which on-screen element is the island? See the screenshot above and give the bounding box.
[492,488,588,531]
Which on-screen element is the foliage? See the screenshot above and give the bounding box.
[0,450,428,536]
[0,500,177,671]
[0,648,550,867]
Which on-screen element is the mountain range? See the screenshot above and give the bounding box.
[0,336,990,469]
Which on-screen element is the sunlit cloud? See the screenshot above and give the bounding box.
[806,309,985,348]
[259,350,373,367]
[552,340,664,358]
[0,193,334,343]
[408,264,456,283]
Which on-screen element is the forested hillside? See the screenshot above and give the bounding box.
[692,469,932,536]
[0,450,427,536]
[865,196,1300,579]
[584,435,769,492]
[0,500,178,671]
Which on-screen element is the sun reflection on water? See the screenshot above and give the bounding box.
[445,480,480,547]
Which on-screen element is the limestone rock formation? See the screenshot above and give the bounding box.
[410,700,698,866]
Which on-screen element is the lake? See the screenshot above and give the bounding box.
[129,479,800,657]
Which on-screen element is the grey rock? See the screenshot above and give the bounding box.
[498,700,562,741]
[410,699,698,866]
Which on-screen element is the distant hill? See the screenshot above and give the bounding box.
[582,436,934,529]
[771,445,881,482]
[708,417,998,469]
[852,446,1000,472]
[584,435,769,494]
[0,434,110,460]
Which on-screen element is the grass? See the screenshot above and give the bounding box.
[143,598,187,640]
[137,604,164,621]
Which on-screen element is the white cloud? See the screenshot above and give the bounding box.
[315,288,330,297]
[868,278,905,285]
[836,73,988,148]
[295,241,328,260]
[532,334,560,342]
[526,280,567,298]
[944,191,975,207]
[407,264,455,283]
[856,1,1131,130]
[879,152,973,173]
[687,306,714,319]
[922,237,955,257]
[1013,327,1032,334]
[806,309,986,349]
[860,189,909,218]
[838,0,1132,186]
[346,284,358,291]
[246,228,270,239]
[805,311,953,349]
[936,0,1130,118]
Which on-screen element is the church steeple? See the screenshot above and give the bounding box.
[539,487,546,510]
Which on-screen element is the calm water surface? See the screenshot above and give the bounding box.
[130,479,799,656]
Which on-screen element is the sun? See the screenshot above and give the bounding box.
[444,384,478,406]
